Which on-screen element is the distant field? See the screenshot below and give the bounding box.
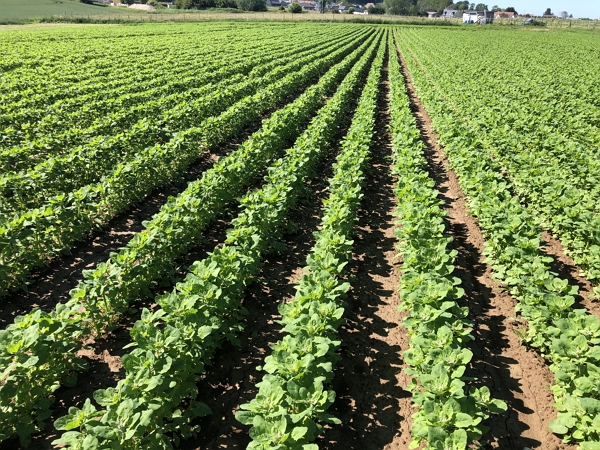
[0,0,137,22]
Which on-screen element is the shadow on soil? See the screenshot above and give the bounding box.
[395,41,542,449]
[321,59,408,450]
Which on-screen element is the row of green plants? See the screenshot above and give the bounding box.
[395,28,600,296]
[51,32,381,450]
[235,31,385,450]
[2,35,226,120]
[0,22,239,89]
[0,30,367,215]
[0,27,356,158]
[396,29,600,448]
[0,24,305,118]
[480,122,600,297]
[388,33,506,450]
[0,31,372,297]
[0,22,259,74]
[3,46,222,134]
[0,33,377,446]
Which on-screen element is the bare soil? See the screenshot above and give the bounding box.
[0,81,319,450]
[395,43,576,450]
[179,152,335,450]
[541,231,600,318]
[0,79,317,330]
[319,60,412,450]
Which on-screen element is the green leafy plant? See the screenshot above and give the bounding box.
[52,31,383,449]
[394,27,600,447]
[388,32,506,450]
[237,32,385,450]
[0,30,378,446]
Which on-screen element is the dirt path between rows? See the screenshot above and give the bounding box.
[395,42,575,450]
[320,57,412,450]
[0,78,318,330]
[179,136,339,450]
[542,231,600,319]
[179,53,414,450]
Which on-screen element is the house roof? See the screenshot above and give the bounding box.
[494,11,516,18]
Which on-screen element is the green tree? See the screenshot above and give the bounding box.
[416,0,451,13]
[289,1,302,12]
[543,7,552,15]
[384,0,414,15]
[216,0,237,7]
[236,0,267,10]
[448,1,468,10]
[474,3,486,10]
[367,3,385,13]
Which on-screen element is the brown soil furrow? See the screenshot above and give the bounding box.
[0,150,228,329]
[394,43,575,449]
[541,231,600,318]
[3,212,237,450]
[321,56,412,450]
[0,81,317,329]
[179,144,339,450]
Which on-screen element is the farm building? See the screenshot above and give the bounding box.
[494,11,516,19]
[298,1,316,10]
[266,0,290,6]
[463,10,493,23]
[441,8,459,18]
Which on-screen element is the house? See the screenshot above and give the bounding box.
[494,11,516,19]
[266,0,290,6]
[425,8,438,18]
[338,5,348,12]
[298,0,316,10]
[463,10,493,23]
[353,6,367,14]
[441,8,459,18]
[542,14,557,19]
[365,2,374,8]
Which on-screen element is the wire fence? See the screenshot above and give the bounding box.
[47,11,598,28]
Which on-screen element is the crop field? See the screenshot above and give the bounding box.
[0,0,134,23]
[0,21,599,450]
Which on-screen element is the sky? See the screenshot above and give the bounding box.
[501,0,600,18]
